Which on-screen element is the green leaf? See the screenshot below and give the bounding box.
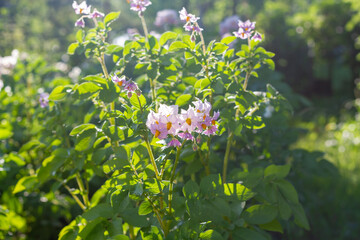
[70,124,96,136]
[160,31,178,46]
[83,75,108,85]
[111,190,130,213]
[0,128,13,140]
[138,200,152,216]
[168,41,188,51]
[49,86,70,101]
[212,42,228,55]
[199,230,224,240]
[244,115,265,130]
[224,183,256,201]
[221,36,237,45]
[99,82,118,103]
[58,222,79,240]
[277,191,292,220]
[37,148,68,183]
[77,82,102,95]
[104,12,120,27]
[276,180,299,204]
[233,228,267,240]
[243,204,278,225]
[175,94,192,107]
[264,165,291,179]
[67,43,79,55]
[183,180,200,199]
[76,29,83,43]
[79,218,105,240]
[259,219,284,233]
[83,203,113,221]
[75,129,97,151]
[130,94,146,109]
[194,78,211,90]
[13,176,38,194]
[292,204,310,230]
[122,208,149,227]
[110,235,130,240]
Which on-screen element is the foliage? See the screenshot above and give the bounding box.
[0,2,311,239]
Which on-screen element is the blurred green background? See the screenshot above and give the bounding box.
[1,0,360,239]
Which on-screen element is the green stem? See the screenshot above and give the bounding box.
[149,77,157,111]
[144,137,161,180]
[76,172,90,209]
[62,182,86,211]
[129,225,135,240]
[196,22,206,55]
[199,150,210,175]
[222,131,234,183]
[136,94,143,113]
[168,144,183,215]
[139,14,149,39]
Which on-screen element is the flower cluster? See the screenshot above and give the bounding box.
[155,9,179,27]
[179,7,203,42]
[146,100,219,147]
[39,93,49,108]
[129,0,152,13]
[112,75,141,98]
[233,19,262,42]
[72,1,104,28]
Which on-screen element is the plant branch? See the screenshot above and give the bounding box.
[222,131,234,183]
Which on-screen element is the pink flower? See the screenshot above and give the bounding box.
[75,18,85,28]
[238,20,256,32]
[251,32,262,42]
[179,7,199,23]
[168,139,181,147]
[150,122,168,139]
[39,93,49,108]
[233,28,251,39]
[130,0,152,13]
[180,107,201,132]
[178,132,194,141]
[179,7,202,42]
[90,9,105,18]
[112,75,127,87]
[72,1,91,15]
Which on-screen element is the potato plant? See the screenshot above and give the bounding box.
[9,1,309,239]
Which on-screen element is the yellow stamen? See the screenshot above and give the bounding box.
[202,124,207,130]
[186,118,191,125]
[197,109,201,113]
[186,16,190,22]
[167,122,172,130]
[155,130,160,138]
[211,120,216,125]
[155,121,159,124]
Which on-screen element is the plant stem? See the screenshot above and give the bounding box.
[144,137,161,180]
[149,77,157,111]
[222,131,234,183]
[168,144,183,215]
[198,150,210,175]
[129,225,135,240]
[197,22,206,55]
[136,94,143,113]
[76,172,90,209]
[243,68,252,91]
[63,183,86,211]
[139,15,149,39]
